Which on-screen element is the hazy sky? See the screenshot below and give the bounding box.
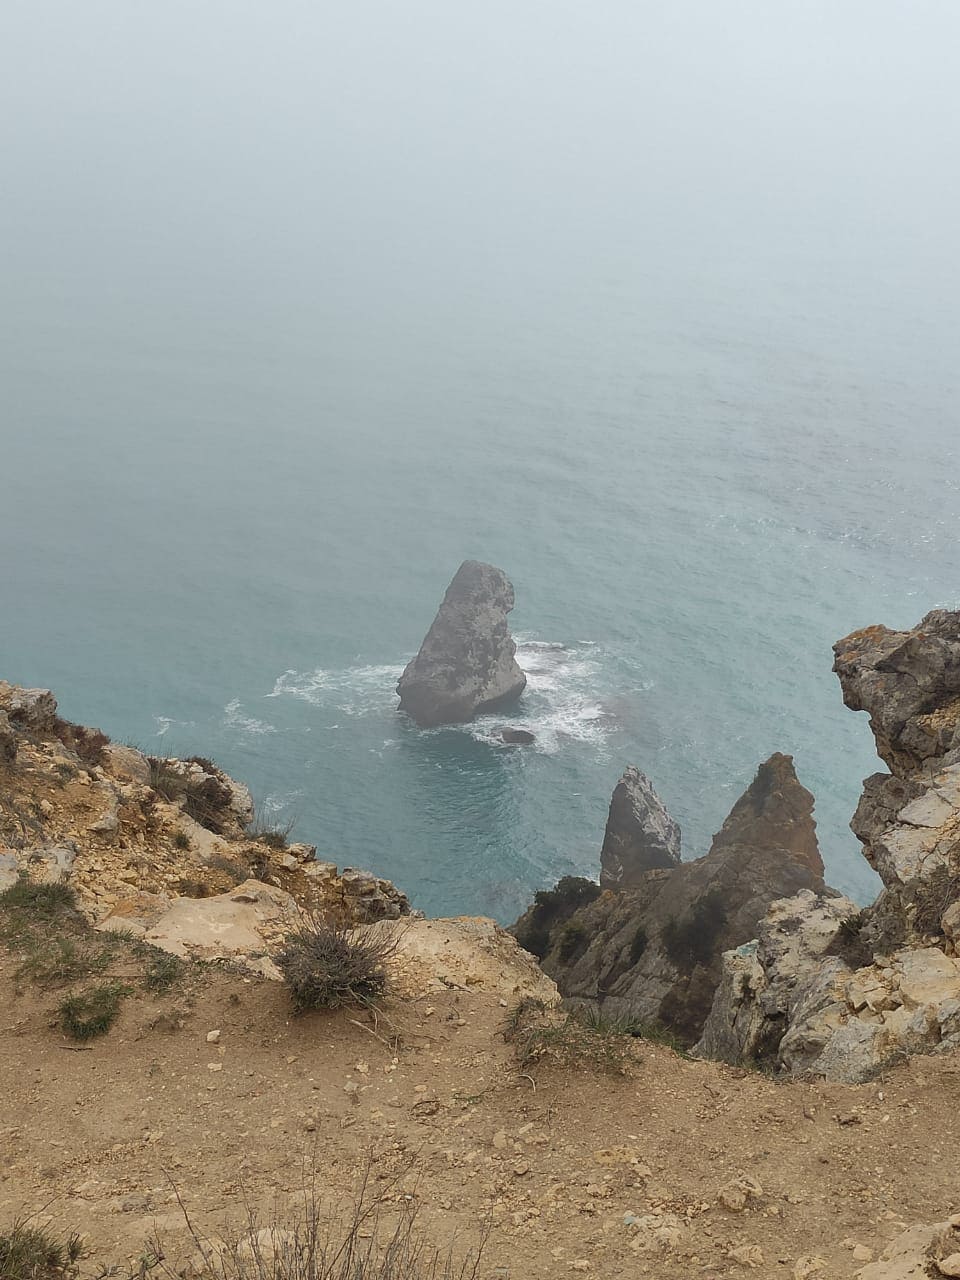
[3,1,959,324]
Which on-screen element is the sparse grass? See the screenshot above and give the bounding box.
[0,1219,83,1279]
[912,863,960,936]
[0,877,77,923]
[51,716,110,767]
[18,936,112,988]
[2,873,188,1035]
[248,815,296,850]
[827,910,874,967]
[556,921,588,962]
[147,757,234,834]
[503,998,632,1073]
[142,951,184,994]
[171,830,191,851]
[206,854,249,885]
[58,981,130,1040]
[277,920,393,1013]
[100,1157,484,1280]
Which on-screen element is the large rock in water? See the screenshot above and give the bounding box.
[515,753,824,1043]
[600,767,680,888]
[396,560,526,727]
[698,610,960,1082]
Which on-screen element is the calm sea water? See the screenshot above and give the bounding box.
[2,6,959,921]
[3,240,958,921]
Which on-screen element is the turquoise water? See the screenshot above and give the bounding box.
[2,3,959,919]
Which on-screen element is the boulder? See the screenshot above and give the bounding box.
[339,866,412,921]
[397,561,526,727]
[522,754,824,1043]
[599,766,681,888]
[97,879,302,975]
[0,682,58,734]
[498,727,536,745]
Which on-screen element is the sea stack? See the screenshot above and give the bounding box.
[397,560,527,728]
[599,766,681,888]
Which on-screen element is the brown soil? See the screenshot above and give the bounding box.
[2,956,958,1279]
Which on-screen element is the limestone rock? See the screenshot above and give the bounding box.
[599,767,680,889]
[0,710,17,765]
[856,1216,960,1279]
[710,752,823,879]
[97,879,302,971]
[833,610,960,775]
[0,682,58,734]
[376,915,560,1004]
[696,889,856,1067]
[396,560,526,727]
[100,743,151,785]
[339,867,412,921]
[523,754,824,1043]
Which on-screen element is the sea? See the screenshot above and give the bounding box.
[2,4,958,921]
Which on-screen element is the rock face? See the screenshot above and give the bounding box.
[0,710,17,765]
[396,561,526,727]
[516,754,824,1043]
[699,610,960,1081]
[599,767,681,888]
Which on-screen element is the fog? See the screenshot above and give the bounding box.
[3,1,959,336]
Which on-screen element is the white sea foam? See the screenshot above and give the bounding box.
[269,640,612,755]
[154,715,196,738]
[469,639,611,755]
[223,698,277,737]
[269,663,405,717]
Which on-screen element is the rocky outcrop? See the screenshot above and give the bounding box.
[518,754,824,1043]
[855,1213,960,1279]
[699,610,960,1081]
[599,767,680,888]
[396,561,526,727]
[0,681,412,958]
[0,710,17,765]
[0,681,59,734]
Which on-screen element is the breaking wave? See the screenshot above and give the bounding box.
[268,639,613,755]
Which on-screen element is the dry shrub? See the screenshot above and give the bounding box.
[50,717,110,767]
[276,920,394,1012]
[108,1157,484,1279]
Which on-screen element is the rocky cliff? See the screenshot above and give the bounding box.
[0,681,413,973]
[396,560,526,727]
[697,610,960,1081]
[515,753,825,1043]
[599,766,681,888]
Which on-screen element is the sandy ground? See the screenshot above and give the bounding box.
[2,953,959,1280]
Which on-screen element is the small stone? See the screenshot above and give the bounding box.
[206,1030,221,1043]
[207,1063,222,1072]
[493,1130,510,1150]
[512,1160,530,1177]
[729,1244,764,1268]
[938,1256,960,1278]
[304,1119,316,1132]
[852,1245,873,1263]
[570,1263,591,1273]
